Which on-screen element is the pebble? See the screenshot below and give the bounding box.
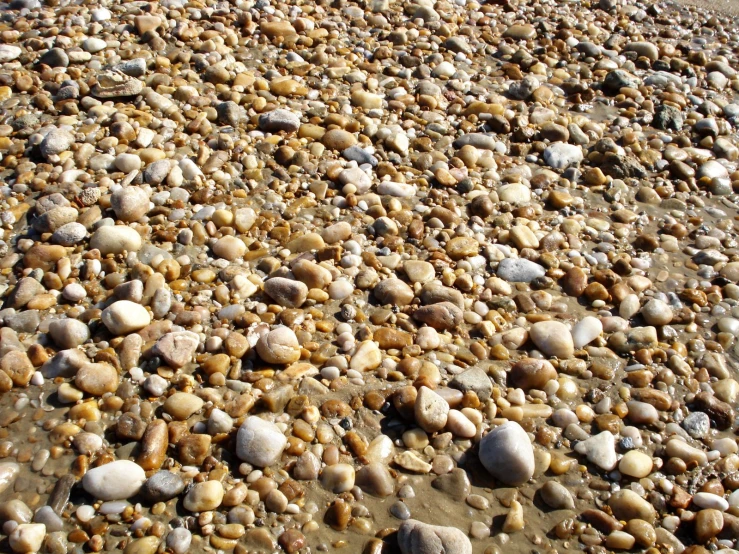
[574,431,618,471]
[82,461,146,500]
[141,472,186,503]
[478,422,534,486]
[497,258,546,282]
[571,316,603,349]
[540,481,575,510]
[101,301,151,335]
[414,386,449,433]
[163,392,203,420]
[89,225,142,255]
[263,277,308,308]
[529,321,574,358]
[111,186,149,222]
[320,464,355,493]
[256,326,301,365]
[183,481,223,513]
[0,1,736,552]
[236,416,286,467]
[397,519,472,554]
[618,451,653,478]
[9,523,46,554]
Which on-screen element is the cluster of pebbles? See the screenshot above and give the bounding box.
[2,0,739,552]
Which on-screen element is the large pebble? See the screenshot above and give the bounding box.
[183,481,223,512]
[82,460,146,500]
[263,277,308,308]
[9,523,46,554]
[414,386,449,433]
[111,186,149,222]
[397,519,472,554]
[102,301,151,335]
[571,316,603,349]
[256,327,301,365]
[574,431,617,470]
[236,416,286,467]
[478,421,534,486]
[89,226,142,255]
[529,321,574,358]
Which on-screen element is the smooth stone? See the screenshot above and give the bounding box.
[259,109,300,133]
[322,129,357,150]
[320,464,355,493]
[102,301,151,335]
[9,523,46,554]
[572,316,603,349]
[154,331,200,369]
[350,341,382,371]
[166,528,192,554]
[163,392,203,420]
[626,401,659,425]
[263,277,308,308]
[0,45,22,63]
[256,326,300,365]
[529,321,574,358]
[111,186,149,222]
[414,386,449,433]
[445,410,476,438]
[374,278,414,306]
[0,462,19,495]
[75,362,118,396]
[89,226,142,255]
[416,327,441,350]
[48,318,90,348]
[236,416,286,467]
[478,421,534,486]
[39,128,74,158]
[141,472,185,503]
[355,463,395,497]
[82,460,146,500]
[403,261,435,284]
[377,181,416,197]
[498,183,531,204]
[51,222,86,246]
[183,481,224,513]
[540,481,575,510]
[397,519,472,554]
[543,143,583,169]
[609,490,657,522]
[619,450,653,478]
[449,367,493,401]
[509,358,557,391]
[412,302,463,331]
[641,299,672,326]
[212,236,246,261]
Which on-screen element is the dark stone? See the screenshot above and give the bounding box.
[141,471,186,503]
